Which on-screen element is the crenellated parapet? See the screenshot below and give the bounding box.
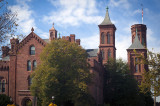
[0,61,9,71]
[62,34,80,45]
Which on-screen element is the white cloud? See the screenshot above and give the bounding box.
[116,35,131,61]
[109,0,130,9]
[8,1,36,35]
[133,9,141,15]
[8,0,49,39]
[43,0,103,27]
[81,34,99,49]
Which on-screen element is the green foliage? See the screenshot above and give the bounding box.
[103,58,153,106]
[138,50,160,97]
[0,0,25,58]
[31,39,93,106]
[0,94,11,106]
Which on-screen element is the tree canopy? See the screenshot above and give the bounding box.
[137,50,160,106]
[103,59,153,106]
[31,39,94,106]
[0,94,11,106]
[0,0,24,58]
[0,0,18,44]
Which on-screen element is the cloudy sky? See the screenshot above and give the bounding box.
[7,0,160,61]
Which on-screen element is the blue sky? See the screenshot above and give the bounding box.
[7,0,160,61]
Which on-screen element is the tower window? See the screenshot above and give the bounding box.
[135,58,138,72]
[142,36,144,46]
[101,32,105,44]
[107,33,110,44]
[108,49,111,58]
[27,60,31,71]
[30,46,35,55]
[33,60,37,70]
[28,76,32,90]
[101,50,104,60]
[138,34,140,41]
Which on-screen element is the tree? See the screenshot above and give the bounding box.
[103,59,153,106]
[0,0,24,58]
[138,50,160,106]
[0,94,11,106]
[31,39,95,106]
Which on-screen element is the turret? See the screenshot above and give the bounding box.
[98,6,116,64]
[49,23,57,41]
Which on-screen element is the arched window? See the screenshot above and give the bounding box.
[101,32,105,44]
[108,49,111,58]
[50,32,53,37]
[135,58,138,72]
[107,33,110,44]
[28,76,32,90]
[2,80,5,92]
[138,34,140,41]
[142,36,144,46]
[101,50,104,60]
[27,60,31,71]
[33,60,37,70]
[30,46,35,55]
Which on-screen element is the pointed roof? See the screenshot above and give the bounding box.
[128,28,145,49]
[99,6,113,25]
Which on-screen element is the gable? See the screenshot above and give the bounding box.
[17,31,47,52]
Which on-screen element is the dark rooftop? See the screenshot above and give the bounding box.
[86,49,98,57]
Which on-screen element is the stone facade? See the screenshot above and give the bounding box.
[127,24,148,83]
[0,9,148,106]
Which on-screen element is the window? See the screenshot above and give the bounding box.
[101,32,105,44]
[33,60,37,70]
[138,34,140,40]
[2,80,5,92]
[135,58,138,72]
[30,46,35,55]
[27,61,31,71]
[107,33,110,44]
[28,76,32,90]
[101,50,104,60]
[142,36,144,45]
[108,49,111,58]
[139,59,141,72]
[0,80,5,93]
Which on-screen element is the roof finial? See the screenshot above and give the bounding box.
[31,27,34,32]
[52,22,54,28]
[106,6,109,11]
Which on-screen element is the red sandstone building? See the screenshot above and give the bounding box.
[0,8,147,106]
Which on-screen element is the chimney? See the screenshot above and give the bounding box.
[76,39,80,45]
[2,46,10,58]
[10,38,19,54]
[70,34,75,43]
[66,36,70,41]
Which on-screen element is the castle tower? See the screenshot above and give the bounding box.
[98,7,116,64]
[131,24,147,47]
[49,23,57,41]
[127,25,148,83]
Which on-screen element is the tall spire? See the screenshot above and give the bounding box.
[128,28,145,49]
[99,6,113,25]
